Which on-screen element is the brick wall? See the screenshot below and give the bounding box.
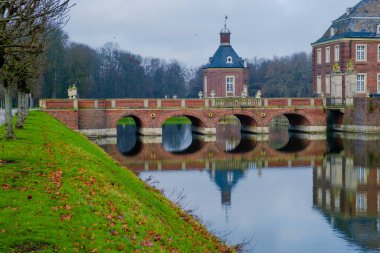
[313,39,380,96]
[78,110,106,130]
[46,110,78,130]
[204,68,248,98]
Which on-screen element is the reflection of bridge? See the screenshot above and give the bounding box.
[40,98,327,136]
[99,135,327,172]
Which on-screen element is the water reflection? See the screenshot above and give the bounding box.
[96,125,380,253]
[162,124,193,153]
[116,124,141,155]
[313,148,380,251]
[209,169,246,207]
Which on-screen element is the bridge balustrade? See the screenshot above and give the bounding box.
[324,98,354,108]
[40,97,324,109]
[214,98,262,108]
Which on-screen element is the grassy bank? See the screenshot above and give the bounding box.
[0,111,233,252]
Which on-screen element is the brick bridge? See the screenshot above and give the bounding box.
[97,135,327,172]
[40,97,332,136]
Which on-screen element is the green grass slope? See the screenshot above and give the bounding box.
[0,111,233,253]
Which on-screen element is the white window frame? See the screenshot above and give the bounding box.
[203,76,208,97]
[226,76,235,94]
[326,75,331,94]
[356,44,367,62]
[326,189,331,208]
[334,195,340,212]
[378,74,380,94]
[356,193,367,213]
[334,45,340,62]
[378,45,380,62]
[357,167,367,184]
[226,56,233,64]
[326,47,331,63]
[317,76,322,94]
[317,48,322,65]
[356,74,366,93]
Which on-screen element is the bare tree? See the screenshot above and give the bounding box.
[0,0,71,139]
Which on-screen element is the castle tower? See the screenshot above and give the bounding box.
[203,17,249,98]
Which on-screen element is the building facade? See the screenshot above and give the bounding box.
[312,0,380,98]
[203,23,249,98]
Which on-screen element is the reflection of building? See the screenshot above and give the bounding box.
[203,19,249,98]
[312,0,380,97]
[313,154,380,250]
[209,169,246,207]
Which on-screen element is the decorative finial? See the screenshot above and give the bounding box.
[224,15,228,29]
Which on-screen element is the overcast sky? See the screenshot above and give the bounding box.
[64,0,359,67]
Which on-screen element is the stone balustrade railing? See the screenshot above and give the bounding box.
[39,97,326,110]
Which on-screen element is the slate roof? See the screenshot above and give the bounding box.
[312,0,380,45]
[205,45,245,69]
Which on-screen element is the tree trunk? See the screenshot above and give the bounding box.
[16,91,26,129]
[4,85,15,140]
[25,94,30,117]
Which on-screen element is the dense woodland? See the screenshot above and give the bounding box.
[0,28,313,102]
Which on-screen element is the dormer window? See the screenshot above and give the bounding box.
[226,56,233,64]
[330,28,336,37]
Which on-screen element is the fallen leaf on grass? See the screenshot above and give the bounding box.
[141,239,153,247]
[27,195,33,200]
[65,205,72,210]
[60,214,72,221]
[1,229,6,234]
[1,184,11,190]
[110,230,119,236]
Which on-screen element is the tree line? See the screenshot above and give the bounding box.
[39,28,313,100]
[41,29,193,99]
[0,27,313,103]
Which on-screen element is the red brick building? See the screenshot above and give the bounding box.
[203,22,249,98]
[312,0,380,98]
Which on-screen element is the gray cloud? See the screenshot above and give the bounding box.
[65,0,359,67]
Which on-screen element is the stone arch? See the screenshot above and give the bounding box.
[233,114,259,133]
[225,136,258,154]
[161,112,208,135]
[275,134,311,153]
[115,114,143,128]
[164,138,205,155]
[216,112,264,133]
[161,113,206,128]
[270,111,313,133]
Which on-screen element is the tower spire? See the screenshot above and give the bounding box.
[220,16,231,46]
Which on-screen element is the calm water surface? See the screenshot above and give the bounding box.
[96,123,380,253]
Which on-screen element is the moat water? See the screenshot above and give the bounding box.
[95,123,380,253]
